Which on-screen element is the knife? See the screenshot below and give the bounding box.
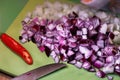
[10,63,66,80]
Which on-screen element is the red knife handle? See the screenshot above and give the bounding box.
[0,33,33,65]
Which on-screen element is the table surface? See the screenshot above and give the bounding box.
[0,0,28,79]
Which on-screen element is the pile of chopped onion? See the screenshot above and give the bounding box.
[19,1,120,80]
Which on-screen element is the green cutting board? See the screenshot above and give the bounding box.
[0,0,119,80]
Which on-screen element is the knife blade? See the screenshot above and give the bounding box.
[11,63,66,80]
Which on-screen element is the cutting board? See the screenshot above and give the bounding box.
[0,0,119,80]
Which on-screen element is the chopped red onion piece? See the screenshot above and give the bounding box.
[88,30,97,38]
[59,39,66,45]
[79,46,90,54]
[82,28,87,35]
[69,60,77,65]
[114,64,120,75]
[91,45,99,52]
[115,57,120,64]
[60,48,66,54]
[56,24,63,31]
[75,53,83,60]
[75,19,84,28]
[97,40,104,48]
[75,61,82,69]
[99,23,108,34]
[50,51,57,59]
[84,50,92,59]
[97,51,103,57]
[97,33,107,40]
[106,56,114,63]
[60,16,68,23]
[88,67,96,72]
[44,46,51,57]
[68,37,77,42]
[19,37,28,43]
[94,60,104,68]
[102,64,114,74]
[20,10,120,80]
[38,46,45,52]
[47,23,56,30]
[22,33,28,39]
[104,46,117,56]
[82,35,87,39]
[89,54,97,62]
[24,17,31,23]
[79,46,92,59]
[33,17,40,25]
[45,31,54,37]
[67,50,75,57]
[109,32,115,39]
[95,70,106,78]
[54,56,60,63]
[68,42,77,48]
[77,30,82,36]
[60,53,68,61]
[58,31,66,37]
[82,61,91,70]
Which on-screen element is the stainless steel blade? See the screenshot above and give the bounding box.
[11,63,66,80]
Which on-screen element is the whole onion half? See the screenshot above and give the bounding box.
[19,2,120,80]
